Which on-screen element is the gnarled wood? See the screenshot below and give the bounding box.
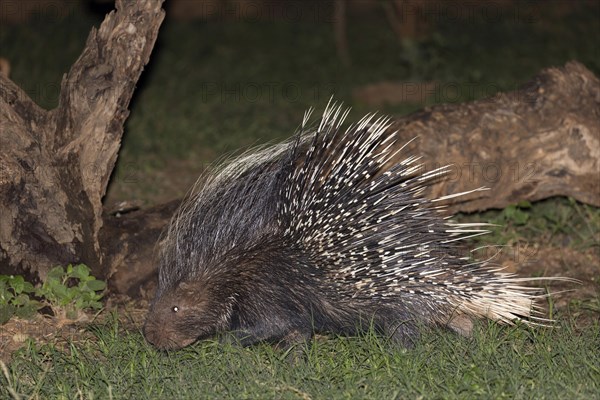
[0,0,165,279]
[391,61,599,212]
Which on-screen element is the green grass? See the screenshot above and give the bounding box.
[2,316,599,399]
[459,197,600,250]
[456,197,600,322]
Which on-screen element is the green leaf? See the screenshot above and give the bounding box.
[511,209,530,225]
[9,275,25,294]
[74,298,85,310]
[15,303,38,319]
[13,293,31,306]
[71,264,90,280]
[22,281,35,293]
[85,280,106,292]
[0,283,12,305]
[88,301,102,310]
[47,266,66,280]
[0,304,16,324]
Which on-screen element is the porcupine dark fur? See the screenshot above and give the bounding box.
[144,102,554,350]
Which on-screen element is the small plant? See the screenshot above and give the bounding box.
[494,201,532,226]
[0,264,106,324]
[36,264,106,320]
[0,275,39,324]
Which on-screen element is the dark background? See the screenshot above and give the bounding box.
[1,0,598,206]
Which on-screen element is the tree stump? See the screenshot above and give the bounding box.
[0,0,165,279]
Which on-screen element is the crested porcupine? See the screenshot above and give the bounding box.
[144,102,559,350]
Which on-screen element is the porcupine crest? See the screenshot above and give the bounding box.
[145,101,557,350]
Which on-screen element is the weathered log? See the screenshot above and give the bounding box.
[0,0,165,279]
[100,200,179,297]
[392,61,599,212]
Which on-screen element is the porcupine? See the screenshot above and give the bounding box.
[144,102,554,350]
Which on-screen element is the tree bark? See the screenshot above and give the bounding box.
[0,0,165,279]
[391,61,599,212]
[333,0,351,67]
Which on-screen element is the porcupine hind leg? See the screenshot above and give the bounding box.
[377,308,422,348]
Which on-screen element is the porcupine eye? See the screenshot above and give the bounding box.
[172,306,179,313]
